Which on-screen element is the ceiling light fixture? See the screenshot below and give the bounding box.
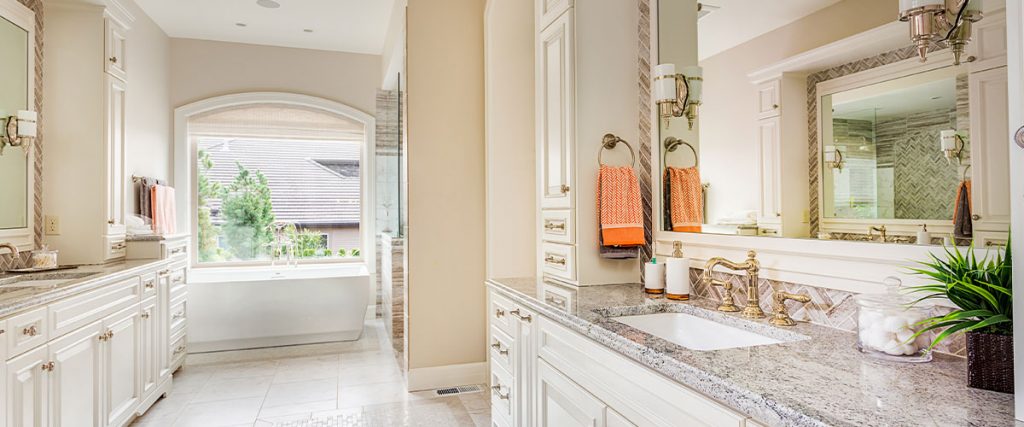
[256,0,281,8]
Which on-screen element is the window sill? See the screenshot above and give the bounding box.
[189,262,369,284]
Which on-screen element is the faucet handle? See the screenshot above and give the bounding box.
[746,250,757,259]
[769,291,811,327]
[708,278,740,312]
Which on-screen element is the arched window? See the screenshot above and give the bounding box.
[173,93,375,267]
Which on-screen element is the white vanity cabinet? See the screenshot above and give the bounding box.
[752,74,809,238]
[488,287,760,427]
[1,259,184,427]
[534,0,640,286]
[42,0,135,265]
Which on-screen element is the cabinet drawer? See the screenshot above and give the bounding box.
[169,296,187,336]
[49,276,141,339]
[169,330,187,371]
[541,243,576,282]
[541,210,574,244]
[165,241,188,261]
[169,263,187,293]
[489,326,515,374]
[5,307,48,359]
[489,291,518,338]
[490,363,514,422]
[105,235,128,260]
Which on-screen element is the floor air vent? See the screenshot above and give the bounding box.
[434,384,484,396]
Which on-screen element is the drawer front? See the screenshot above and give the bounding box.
[540,282,574,314]
[164,240,188,261]
[49,276,141,338]
[490,363,514,422]
[6,307,48,359]
[169,296,187,336]
[536,317,746,427]
[541,210,574,244]
[541,243,576,282]
[489,326,515,374]
[105,235,128,260]
[169,330,187,371]
[141,272,158,299]
[169,262,187,293]
[489,291,517,338]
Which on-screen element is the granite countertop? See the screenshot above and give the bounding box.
[0,259,168,318]
[488,277,1015,427]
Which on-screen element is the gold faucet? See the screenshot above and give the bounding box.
[769,289,811,326]
[700,250,764,318]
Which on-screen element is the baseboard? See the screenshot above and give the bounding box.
[188,330,363,353]
[407,361,488,392]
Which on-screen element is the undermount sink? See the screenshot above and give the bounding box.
[613,312,787,351]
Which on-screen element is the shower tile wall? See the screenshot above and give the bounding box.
[375,89,401,236]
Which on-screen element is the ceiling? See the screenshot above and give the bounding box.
[135,0,398,54]
[697,0,843,60]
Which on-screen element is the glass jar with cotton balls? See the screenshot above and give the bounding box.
[855,277,935,363]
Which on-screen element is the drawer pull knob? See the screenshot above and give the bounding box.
[141,312,151,319]
[173,276,185,284]
[972,214,982,221]
[544,255,566,266]
[109,56,118,64]
[22,325,38,336]
[509,309,532,323]
[0,329,5,335]
[144,281,155,289]
[544,221,566,231]
[494,308,505,318]
[170,248,184,255]
[172,312,186,320]
[159,269,171,276]
[41,361,54,372]
[559,184,570,194]
[491,385,510,400]
[490,342,509,356]
[173,345,186,355]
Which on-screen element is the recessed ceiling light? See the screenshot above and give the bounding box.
[256,0,280,8]
[235,22,247,27]
[303,29,314,33]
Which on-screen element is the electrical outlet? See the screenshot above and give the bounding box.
[44,215,60,235]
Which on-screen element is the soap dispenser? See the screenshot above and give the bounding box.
[644,257,665,294]
[916,224,931,246]
[665,241,690,301]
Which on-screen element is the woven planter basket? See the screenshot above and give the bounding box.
[966,331,1014,394]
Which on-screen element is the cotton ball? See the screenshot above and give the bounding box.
[902,312,925,327]
[900,344,919,356]
[882,315,909,332]
[881,339,904,355]
[915,334,931,348]
[895,327,915,344]
[859,311,883,329]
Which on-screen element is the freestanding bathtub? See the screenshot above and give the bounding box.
[186,263,371,353]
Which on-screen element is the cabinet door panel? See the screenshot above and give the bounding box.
[139,297,159,401]
[50,322,103,427]
[6,345,49,427]
[537,10,575,210]
[535,360,605,427]
[103,306,140,427]
[105,76,127,237]
[104,17,128,81]
[968,66,1011,229]
[757,118,781,224]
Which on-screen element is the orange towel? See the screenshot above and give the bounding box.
[151,185,177,235]
[598,165,644,246]
[665,166,703,233]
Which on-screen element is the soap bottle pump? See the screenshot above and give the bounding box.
[916,224,931,246]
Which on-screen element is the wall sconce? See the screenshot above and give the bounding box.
[1,110,37,156]
[940,129,965,164]
[898,0,982,65]
[824,146,844,172]
[654,64,703,130]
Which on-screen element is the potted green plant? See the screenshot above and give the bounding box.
[908,240,1012,393]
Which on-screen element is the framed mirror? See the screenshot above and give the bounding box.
[655,0,1008,247]
[0,0,36,250]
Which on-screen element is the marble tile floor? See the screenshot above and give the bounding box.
[130,319,490,427]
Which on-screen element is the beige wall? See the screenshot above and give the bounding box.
[170,38,381,114]
[405,0,486,374]
[697,0,895,224]
[484,0,535,279]
[381,0,406,90]
[124,0,172,197]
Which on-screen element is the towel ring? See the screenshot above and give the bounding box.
[598,133,636,168]
[663,137,698,168]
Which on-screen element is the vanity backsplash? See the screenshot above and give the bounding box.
[0,251,33,271]
[689,268,966,356]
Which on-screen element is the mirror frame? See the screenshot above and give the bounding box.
[648,15,1002,295]
[0,0,36,251]
[816,50,965,238]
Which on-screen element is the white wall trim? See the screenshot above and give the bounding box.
[407,361,488,392]
[172,92,376,276]
[1005,0,1024,419]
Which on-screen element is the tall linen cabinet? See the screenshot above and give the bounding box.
[535,0,640,286]
[42,0,134,265]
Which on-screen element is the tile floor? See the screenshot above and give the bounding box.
[130,319,490,427]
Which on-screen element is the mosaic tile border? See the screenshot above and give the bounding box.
[15,0,43,249]
[637,0,653,279]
